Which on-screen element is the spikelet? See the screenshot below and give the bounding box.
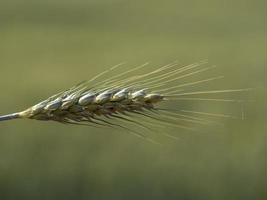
[0,62,251,143]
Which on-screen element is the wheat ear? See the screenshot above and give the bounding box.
[0,62,250,142]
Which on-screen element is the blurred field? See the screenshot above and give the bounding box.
[0,0,266,199]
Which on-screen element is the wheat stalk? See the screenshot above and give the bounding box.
[0,62,250,143]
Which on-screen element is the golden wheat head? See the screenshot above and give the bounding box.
[0,62,251,143]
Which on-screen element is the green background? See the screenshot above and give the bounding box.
[0,0,266,199]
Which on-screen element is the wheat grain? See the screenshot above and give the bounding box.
[0,62,250,143]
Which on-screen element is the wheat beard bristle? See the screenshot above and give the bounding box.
[0,62,251,143]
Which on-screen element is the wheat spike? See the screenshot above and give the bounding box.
[0,62,250,142]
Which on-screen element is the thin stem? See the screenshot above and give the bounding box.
[0,113,20,122]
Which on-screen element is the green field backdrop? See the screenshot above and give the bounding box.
[0,0,266,199]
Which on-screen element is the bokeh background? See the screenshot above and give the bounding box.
[0,0,266,199]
